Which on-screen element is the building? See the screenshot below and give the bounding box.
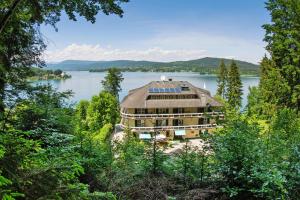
[120,79,224,140]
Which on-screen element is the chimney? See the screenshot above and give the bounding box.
[160,75,166,81]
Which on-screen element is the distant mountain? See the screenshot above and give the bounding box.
[46,57,260,74]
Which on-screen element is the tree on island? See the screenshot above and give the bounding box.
[54,69,63,76]
[216,59,227,99]
[226,60,243,109]
[101,68,124,100]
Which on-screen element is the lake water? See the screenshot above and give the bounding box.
[37,71,259,108]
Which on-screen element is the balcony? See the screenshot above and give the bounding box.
[120,123,220,131]
[120,111,224,119]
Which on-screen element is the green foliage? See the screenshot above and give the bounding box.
[76,132,113,194]
[257,56,290,116]
[75,100,90,132]
[54,69,62,76]
[263,0,300,110]
[101,68,124,100]
[93,123,113,144]
[216,59,227,99]
[246,86,265,118]
[87,91,119,132]
[106,130,148,198]
[143,138,167,175]
[267,109,300,198]
[213,117,288,199]
[226,60,243,109]
[27,68,71,80]
[164,140,212,188]
[0,85,85,199]
[0,145,24,200]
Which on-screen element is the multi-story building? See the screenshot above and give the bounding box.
[120,79,224,140]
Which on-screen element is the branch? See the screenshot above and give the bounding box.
[0,0,22,34]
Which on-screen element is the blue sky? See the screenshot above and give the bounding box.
[41,0,270,63]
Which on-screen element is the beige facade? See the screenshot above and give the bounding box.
[120,80,224,140]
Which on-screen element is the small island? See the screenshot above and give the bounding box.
[28,68,71,81]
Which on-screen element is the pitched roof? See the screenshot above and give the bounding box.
[120,81,223,108]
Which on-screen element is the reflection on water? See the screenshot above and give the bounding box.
[35,71,259,108]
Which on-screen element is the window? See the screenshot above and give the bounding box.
[198,107,205,113]
[173,119,183,126]
[135,108,146,114]
[156,108,169,114]
[156,119,168,126]
[199,118,209,124]
[135,120,145,127]
[173,108,184,113]
[147,94,199,100]
[181,86,190,91]
[198,118,204,125]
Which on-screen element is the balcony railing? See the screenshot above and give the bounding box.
[120,123,221,131]
[121,111,224,119]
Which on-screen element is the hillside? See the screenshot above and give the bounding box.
[46,57,260,74]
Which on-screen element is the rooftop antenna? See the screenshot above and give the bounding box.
[203,82,206,89]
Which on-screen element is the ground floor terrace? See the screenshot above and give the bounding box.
[113,124,213,154]
[119,123,219,139]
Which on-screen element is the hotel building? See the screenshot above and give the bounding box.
[120,79,224,140]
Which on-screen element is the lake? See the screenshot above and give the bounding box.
[37,71,259,108]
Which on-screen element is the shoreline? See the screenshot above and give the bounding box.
[67,70,260,77]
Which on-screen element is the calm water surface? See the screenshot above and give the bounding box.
[37,71,259,108]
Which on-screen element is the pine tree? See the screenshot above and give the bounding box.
[258,56,289,115]
[262,0,300,110]
[101,68,124,100]
[216,59,227,99]
[226,60,243,109]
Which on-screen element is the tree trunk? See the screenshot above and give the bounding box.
[0,0,22,34]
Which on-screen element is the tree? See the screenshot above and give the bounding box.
[87,91,119,132]
[213,118,287,199]
[263,0,300,110]
[216,59,227,99]
[0,0,128,118]
[0,84,93,199]
[258,56,289,116]
[101,68,124,100]
[164,140,211,189]
[54,69,63,76]
[75,100,90,133]
[226,60,243,109]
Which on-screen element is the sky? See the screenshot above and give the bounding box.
[41,0,270,64]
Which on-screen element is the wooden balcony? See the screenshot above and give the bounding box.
[120,123,221,131]
[121,111,224,119]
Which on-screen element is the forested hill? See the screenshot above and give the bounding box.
[47,57,260,74]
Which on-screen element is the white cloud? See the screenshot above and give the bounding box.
[144,31,266,64]
[44,31,266,63]
[45,44,208,62]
